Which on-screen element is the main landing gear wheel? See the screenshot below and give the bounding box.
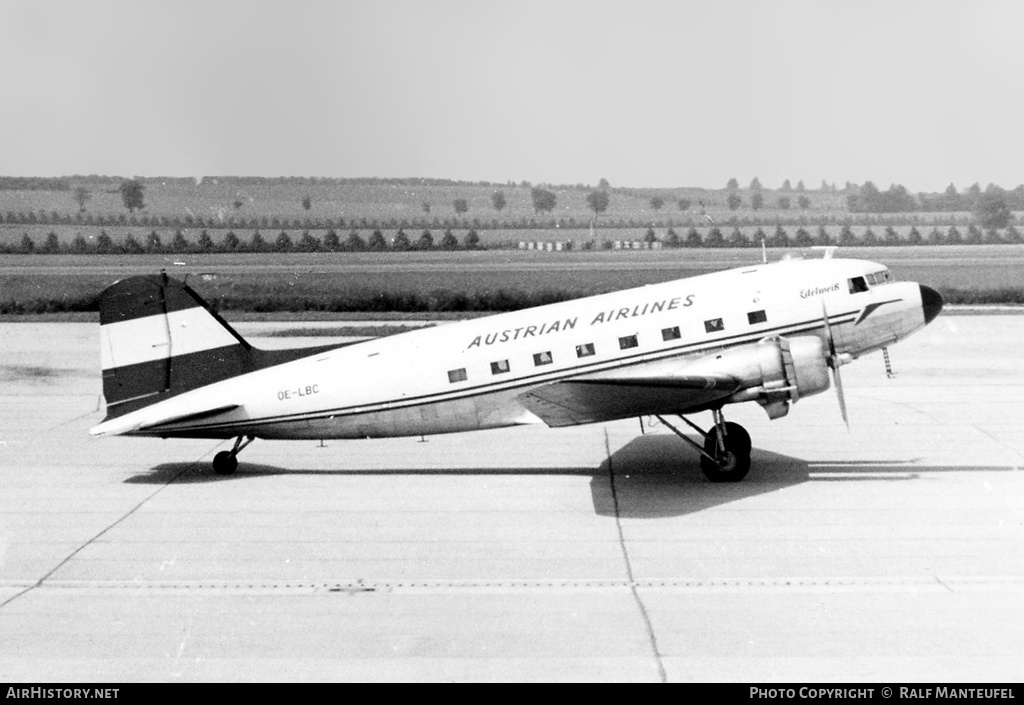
[654,412,753,482]
[699,421,751,483]
[212,451,238,476]
[211,435,255,476]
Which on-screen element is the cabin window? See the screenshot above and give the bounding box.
[849,276,869,293]
[533,351,553,366]
[619,334,638,350]
[490,360,510,375]
[576,343,596,358]
[448,368,467,383]
[662,326,681,341]
[704,318,724,333]
[747,310,767,324]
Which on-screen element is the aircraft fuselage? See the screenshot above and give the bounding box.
[91,257,940,441]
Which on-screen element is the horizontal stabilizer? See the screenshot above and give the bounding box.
[139,403,241,430]
[90,403,241,437]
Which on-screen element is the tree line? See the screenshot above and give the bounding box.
[3,228,483,255]
[649,224,1023,248]
[0,177,72,191]
[19,206,986,232]
[6,223,1023,255]
[847,182,1022,226]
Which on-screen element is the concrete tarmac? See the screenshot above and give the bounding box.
[0,316,1022,682]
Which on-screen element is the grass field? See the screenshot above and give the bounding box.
[4,179,1007,241]
[3,175,1011,259]
[0,246,1021,315]
[0,180,854,225]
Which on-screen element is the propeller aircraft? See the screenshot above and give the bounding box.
[90,252,943,480]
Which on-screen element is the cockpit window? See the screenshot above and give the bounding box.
[848,276,869,294]
[865,270,893,286]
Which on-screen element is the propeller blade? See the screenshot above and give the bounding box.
[822,301,849,428]
[832,363,849,428]
[821,300,837,358]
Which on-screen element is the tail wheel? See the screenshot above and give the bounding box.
[210,435,254,475]
[700,422,751,482]
[212,451,238,476]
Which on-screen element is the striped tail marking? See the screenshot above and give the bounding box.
[98,273,251,420]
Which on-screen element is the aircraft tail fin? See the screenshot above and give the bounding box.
[98,273,252,420]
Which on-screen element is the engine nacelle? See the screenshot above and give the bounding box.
[689,336,831,419]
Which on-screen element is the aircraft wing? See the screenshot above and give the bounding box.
[517,374,740,427]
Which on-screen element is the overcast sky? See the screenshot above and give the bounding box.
[2,0,1022,191]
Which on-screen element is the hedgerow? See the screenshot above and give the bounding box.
[1,286,1021,315]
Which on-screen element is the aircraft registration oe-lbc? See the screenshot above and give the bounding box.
[90,252,944,481]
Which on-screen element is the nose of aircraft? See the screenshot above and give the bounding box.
[920,284,944,325]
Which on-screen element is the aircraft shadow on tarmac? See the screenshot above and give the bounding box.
[592,435,1016,518]
[124,433,994,518]
[590,434,809,518]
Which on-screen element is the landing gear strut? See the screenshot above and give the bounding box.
[212,435,254,476]
[655,409,752,482]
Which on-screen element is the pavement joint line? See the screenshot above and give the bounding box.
[48,405,104,431]
[0,443,220,612]
[6,576,1022,593]
[969,423,1024,464]
[605,428,667,684]
[855,394,933,419]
